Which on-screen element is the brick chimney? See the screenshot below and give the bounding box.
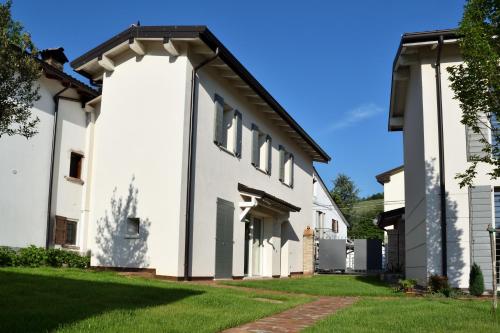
[40,47,68,71]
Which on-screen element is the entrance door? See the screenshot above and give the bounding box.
[215,198,234,279]
[252,218,263,276]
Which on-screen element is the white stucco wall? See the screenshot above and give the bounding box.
[312,171,348,240]
[189,64,315,278]
[383,170,405,212]
[0,76,87,248]
[87,45,190,276]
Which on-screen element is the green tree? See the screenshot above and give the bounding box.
[468,262,485,296]
[330,173,359,221]
[348,197,384,240]
[0,0,41,139]
[447,0,500,187]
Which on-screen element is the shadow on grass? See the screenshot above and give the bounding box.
[353,275,394,287]
[0,270,202,333]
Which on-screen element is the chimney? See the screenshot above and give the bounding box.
[40,47,69,71]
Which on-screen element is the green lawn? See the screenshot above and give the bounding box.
[223,274,398,296]
[0,267,311,333]
[305,297,500,333]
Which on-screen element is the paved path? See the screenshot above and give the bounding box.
[222,296,357,333]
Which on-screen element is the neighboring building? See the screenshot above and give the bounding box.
[0,48,98,249]
[376,166,405,272]
[0,26,330,280]
[312,168,349,240]
[388,29,499,290]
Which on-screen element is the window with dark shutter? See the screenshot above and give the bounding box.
[279,145,294,187]
[126,217,140,237]
[69,152,83,179]
[332,219,339,233]
[54,216,67,245]
[66,221,77,245]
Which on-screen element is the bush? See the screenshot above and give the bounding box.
[17,245,47,267]
[0,247,17,266]
[469,263,485,296]
[0,245,90,269]
[398,279,418,291]
[429,274,449,293]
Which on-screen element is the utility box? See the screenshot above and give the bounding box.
[318,239,347,272]
[354,239,382,271]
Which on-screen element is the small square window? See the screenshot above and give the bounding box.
[126,217,140,237]
[66,220,77,245]
[69,152,83,179]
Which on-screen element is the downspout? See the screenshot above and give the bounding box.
[435,35,447,277]
[184,48,220,280]
[45,85,70,249]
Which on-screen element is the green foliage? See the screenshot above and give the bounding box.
[447,0,500,187]
[429,274,450,293]
[469,262,485,296]
[398,279,417,291]
[0,246,17,266]
[361,192,384,201]
[0,245,90,268]
[330,173,359,221]
[0,0,41,139]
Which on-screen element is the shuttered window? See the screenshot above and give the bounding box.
[54,216,77,245]
[491,114,500,158]
[126,217,140,237]
[279,145,294,187]
[251,124,272,174]
[213,94,242,157]
[332,219,339,233]
[69,152,83,179]
[466,114,489,161]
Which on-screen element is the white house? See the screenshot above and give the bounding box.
[389,29,499,291]
[0,26,330,280]
[312,168,349,240]
[0,48,98,250]
[376,166,405,272]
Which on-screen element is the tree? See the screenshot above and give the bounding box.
[0,0,41,139]
[447,0,500,187]
[469,262,485,296]
[330,173,359,221]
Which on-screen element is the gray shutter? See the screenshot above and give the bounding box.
[251,124,259,166]
[279,145,285,182]
[213,94,224,144]
[289,153,294,187]
[215,198,234,279]
[266,135,272,175]
[469,185,493,290]
[466,114,489,161]
[234,110,242,157]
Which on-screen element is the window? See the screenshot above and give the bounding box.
[279,145,294,187]
[251,124,272,174]
[491,114,500,158]
[126,217,140,237]
[69,152,83,179]
[213,94,242,157]
[316,211,325,239]
[54,216,77,246]
[332,219,339,233]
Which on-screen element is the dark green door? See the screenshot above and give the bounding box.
[215,198,234,279]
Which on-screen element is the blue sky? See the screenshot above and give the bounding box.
[11,0,465,196]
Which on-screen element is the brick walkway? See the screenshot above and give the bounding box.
[222,296,357,333]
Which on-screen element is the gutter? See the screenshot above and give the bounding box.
[435,35,447,277]
[184,48,220,280]
[45,85,70,249]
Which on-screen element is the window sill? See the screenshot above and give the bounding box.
[254,166,270,176]
[216,144,238,158]
[125,235,140,239]
[65,176,84,185]
[280,181,293,189]
[61,244,80,250]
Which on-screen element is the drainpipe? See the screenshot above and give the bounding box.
[184,48,220,280]
[435,35,447,277]
[45,85,70,249]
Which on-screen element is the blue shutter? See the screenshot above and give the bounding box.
[251,124,259,166]
[266,135,272,175]
[234,110,242,157]
[213,94,224,144]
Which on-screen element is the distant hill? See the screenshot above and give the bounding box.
[348,197,384,240]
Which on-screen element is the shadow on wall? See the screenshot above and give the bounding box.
[425,160,463,287]
[95,176,151,268]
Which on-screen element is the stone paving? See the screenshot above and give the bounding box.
[222,296,358,333]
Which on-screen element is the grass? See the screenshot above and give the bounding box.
[0,267,311,333]
[305,297,500,333]
[223,274,398,297]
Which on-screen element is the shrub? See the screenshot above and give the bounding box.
[0,247,17,266]
[399,279,417,291]
[17,245,47,267]
[469,263,485,296]
[429,274,449,293]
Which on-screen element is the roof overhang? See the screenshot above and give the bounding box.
[377,207,405,229]
[238,183,301,213]
[388,29,459,132]
[70,26,330,162]
[375,165,404,185]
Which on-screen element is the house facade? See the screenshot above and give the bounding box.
[312,168,349,240]
[1,26,330,280]
[0,48,98,250]
[389,29,499,290]
[376,166,405,272]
